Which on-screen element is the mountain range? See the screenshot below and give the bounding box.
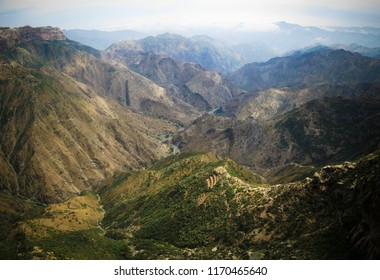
[64,21,380,69]
[229,47,380,91]
[1,25,380,260]
[106,33,246,73]
[63,29,146,50]
[175,47,380,169]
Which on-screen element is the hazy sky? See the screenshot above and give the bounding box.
[0,0,379,31]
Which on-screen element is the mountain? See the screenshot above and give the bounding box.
[272,22,380,49]
[3,151,379,259]
[65,23,380,74]
[183,22,380,57]
[285,43,380,59]
[215,83,380,121]
[63,29,146,50]
[174,95,380,169]
[107,33,245,73]
[237,22,380,51]
[0,26,66,48]
[64,22,380,60]
[15,31,204,126]
[0,27,178,203]
[330,43,380,59]
[229,48,380,91]
[229,41,279,65]
[1,25,380,260]
[105,51,238,111]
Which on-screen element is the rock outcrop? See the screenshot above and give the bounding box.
[0,26,66,48]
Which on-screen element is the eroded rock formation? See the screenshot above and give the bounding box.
[0,26,66,48]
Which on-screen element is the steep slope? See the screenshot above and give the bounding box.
[97,150,380,260]
[174,96,380,169]
[110,52,238,111]
[0,28,177,203]
[14,39,199,126]
[230,48,380,91]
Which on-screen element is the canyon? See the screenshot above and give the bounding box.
[0,26,379,259]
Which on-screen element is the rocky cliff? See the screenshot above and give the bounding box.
[0,26,66,48]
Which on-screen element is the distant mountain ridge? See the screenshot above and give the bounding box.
[264,21,380,50]
[64,29,146,50]
[105,50,238,111]
[229,47,380,91]
[64,21,380,54]
[285,43,380,59]
[330,43,380,58]
[107,33,244,73]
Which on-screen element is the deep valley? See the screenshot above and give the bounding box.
[0,25,379,260]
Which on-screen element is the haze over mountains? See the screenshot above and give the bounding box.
[64,21,380,70]
[1,24,380,260]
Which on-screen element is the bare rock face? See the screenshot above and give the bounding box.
[0,26,66,48]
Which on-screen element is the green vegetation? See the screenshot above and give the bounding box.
[2,29,380,260]
[1,150,380,259]
[98,153,268,257]
[262,164,318,184]
[97,151,380,259]
[274,97,380,165]
[0,229,130,260]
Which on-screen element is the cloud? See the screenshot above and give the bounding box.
[2,0,378,13]
[0,0,177,12]
[0,0,379,29]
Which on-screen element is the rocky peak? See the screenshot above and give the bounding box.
[0,26,66,48]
